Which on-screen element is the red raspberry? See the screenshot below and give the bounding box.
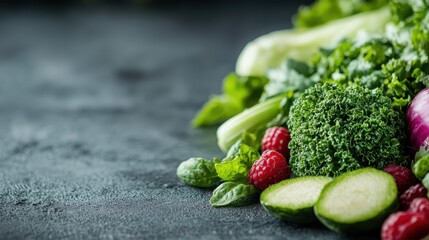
[400,183,428,210]
[248,150,290,190]
[381,211,429,240]
[261,127,291,158]
[409,198,429,219]
[383,164,417,194]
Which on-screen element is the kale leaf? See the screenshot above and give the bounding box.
[288,83,409,177]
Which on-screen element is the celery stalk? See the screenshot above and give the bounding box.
[217,96,282,152]
[235,7,391,76]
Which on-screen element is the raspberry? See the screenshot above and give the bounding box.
[383,164,417,194]
[248,150,290,190]
[381,211,429,240]
[261,127,291,158]
[409,198,429,219]
[400,183,428,210]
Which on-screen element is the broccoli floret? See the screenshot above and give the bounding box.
[288,83,409,177]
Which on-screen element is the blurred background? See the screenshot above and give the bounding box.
[0,0,313,119]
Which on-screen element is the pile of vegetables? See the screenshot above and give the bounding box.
[177,0,429,238]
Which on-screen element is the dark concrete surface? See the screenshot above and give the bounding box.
[0,2,378,239]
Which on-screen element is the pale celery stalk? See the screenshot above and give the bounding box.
[217,96,282,152]
[235,6,391,76]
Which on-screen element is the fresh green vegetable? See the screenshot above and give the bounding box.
[176,158,221,188]
[210,182,259,207]
[413,149,429,180]
[264,1,429,107]
[423,173,429,192]
[262,59,315,100]
[413,157,429,180]
[216,96,283,152]
[294,0,388,29]
[177,144,262,206]
[235,7,390,76]
[215,144,260,182]
[288,83,408,177]
[260,176,332,223]
[226,130,264,157]
[192,73,268,127]
[315,168,398,234]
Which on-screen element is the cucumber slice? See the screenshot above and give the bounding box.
[260,176,332,223]
[315,168,398,234]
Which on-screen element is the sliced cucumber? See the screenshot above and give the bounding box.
[314,168,398,234]
[260,176,332,223]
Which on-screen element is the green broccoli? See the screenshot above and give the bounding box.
[288,83,409,177]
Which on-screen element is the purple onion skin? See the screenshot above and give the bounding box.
[407,87,429,152]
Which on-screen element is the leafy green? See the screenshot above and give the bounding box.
[226,130,264,157]
[210,182,259,207]
[415,146,429,161]
[413,156,429,180]
[215,144,260,182]
[262,59,316,100]
[192,73,268,127]
[294,0,388,29]
[235,7,390,76]
[288,83,408,177]
[423,172,429,191]
[413,147,429,180]
[176,158,221,188]
[267,26,429,108]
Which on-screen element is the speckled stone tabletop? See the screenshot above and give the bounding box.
[0,2,378,239]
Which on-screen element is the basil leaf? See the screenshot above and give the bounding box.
[210,182,259,207]
[413,155,429,180]
[227,130,264,157]
[215,144,260,181]
[177,158,220,188]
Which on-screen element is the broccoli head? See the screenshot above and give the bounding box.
[288,83,409,177]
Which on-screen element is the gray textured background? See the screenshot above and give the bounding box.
[0,2,378,239]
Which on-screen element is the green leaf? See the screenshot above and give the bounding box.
[235,7,391,76]
[192,95,242,127]
[176,158,221,188]
[415,144,429,162]
[226,130,264,157]
[192,73,268,127]
[223,73,269,108]
[210,182,259,207]
[294,0,388,29]
[413,155,429,180]
[423,172,429,191]
[263,59,315,100]
[215,144,260,182]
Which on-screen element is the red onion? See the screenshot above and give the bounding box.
[407,87,429,151]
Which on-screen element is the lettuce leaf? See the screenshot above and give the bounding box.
[192,73,268,127]
[215,144,260,182]
[294,0,388,29]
